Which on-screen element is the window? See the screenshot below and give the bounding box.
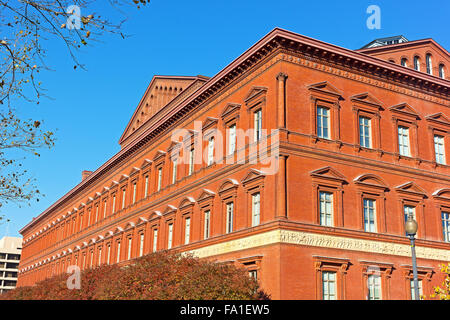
[116,241,121,263]
[398,126,410,156]
[132,182,137,204]
[252,193,261,227]
[254,109,262,142]
[184,218,191,244]
[363,199,377,232]
[90,251,94,268]
[188,148,194,175]
[367,274,382,300]
[107,244,111,265]
[112,195,116,214]
[319,191,333,227]
[410,279,423,300]
[322,272,337,300]
[414,56,420,71]
[87,208,91,227]
[152,229,158,252]
[204,210,211,239]
[426,54,432,75]
[401,58,407,67]
[434,135,446,164]
[103,200,107,219]
[98,247,102,265]
[207,136,215,166]
[172,158,178,184]
[139,233,144,257]
[167,223,173,249]
[157,167,162,192]
[144,175,149,197]
[121,188,126,210]
[127,237,132,260]
[249,270,258,280]
[442,212,450,243]
[317,106,330,139]
[359,116,372,148]
[226,202,234,233]
[404,205,416,236]
[229,124,236,154]
[95,205,99,223]
[439,64,445,79]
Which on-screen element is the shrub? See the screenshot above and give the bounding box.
[1,251,270,300]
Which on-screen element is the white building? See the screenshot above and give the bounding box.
[0,237,22,294]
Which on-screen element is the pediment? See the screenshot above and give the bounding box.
[425,112,450,125]
[119,76,202,148]
[395,182,427,198]
[153,150,167,162]
[241,169,265,186]
[221,103,241,120]
[141,158,153,169]
[354,174,388,190]
[109,180,119,189]
[113,227,124,235]
[104,230,114,239]
[389,103,420,119]
[136,217,148,226]
[124,221,135,231]
[311,167,347,183]
[149,211,162,220]
[244,86,268,105]
[432,188,450,200]
[308,81,344,99]
[350,92,383,109]
[197,189,216,202]
[96,235,105,242]
[218,179,239,194]
[119,174,129,183]
[202,117,219,131]
[179,196,195,210]
[128,167,141,177]
[163,204,177,215]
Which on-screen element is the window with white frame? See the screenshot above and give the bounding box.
[132,182,137,204]
[184,217,191,245]
[410,279,423,300]
[144,175,149,197]
[359,116,372,148]
[226,202,234,234]
[139,233,144,257]
[367,274,382,300]
[363,199,377,232]
[121,188,126,210]
[103,200,107,219]
[434,135,446,164]
[152,229,158,252]
[189,148,194,175]
[317,106,330,139]
[107,244,111,265]
[439,64,445,79]
[167,223,173,249]
[204,210,211,239]
[172,158,178,184]
[95,205,99,223]
[322,271,337,300]
[442,211,450,243]
[112,194,116,214]
[252,193,261,227]
[414,56,420,71]
[426,54,432,75]
[401,58,407,67]
[157,167,162,192]
[254,109,262,142]
[319,191,333,227]
[404,205,416,236]
[127,237,132,260]
[398,126,411,156]
[98,247,102,265]
[229,124,236,154]
[116,241,121,263]
[207,136,215,166]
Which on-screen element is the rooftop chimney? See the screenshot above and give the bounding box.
[82,170,93,181]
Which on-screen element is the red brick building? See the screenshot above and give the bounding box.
[17,29,449,300]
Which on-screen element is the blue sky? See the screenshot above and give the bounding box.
[1,0,449,238]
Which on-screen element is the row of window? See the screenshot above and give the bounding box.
[317,106,447,165]
[398,55,446,79]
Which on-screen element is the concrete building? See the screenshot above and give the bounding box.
[0,237,22,294]
[17,28,449,299]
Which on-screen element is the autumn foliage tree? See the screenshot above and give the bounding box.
[430,263,450,300]
[0,1,149,217]
[1,250,270,300]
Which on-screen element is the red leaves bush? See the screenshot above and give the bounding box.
[1,251,270,300]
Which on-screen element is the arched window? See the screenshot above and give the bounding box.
[439,64,445,79]
[426,54,432,75]
[414,56,420,71]
[401,58,407,67]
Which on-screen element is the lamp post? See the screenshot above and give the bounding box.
[405,213,420,300]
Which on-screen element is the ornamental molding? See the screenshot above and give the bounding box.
[185,229,450,262]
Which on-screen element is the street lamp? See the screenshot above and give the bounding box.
[405,213,420,300]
